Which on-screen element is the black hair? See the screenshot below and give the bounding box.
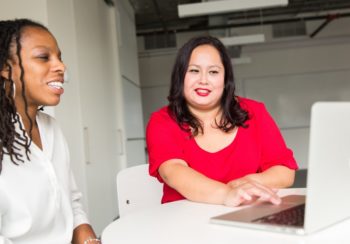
[0,18,49,173]
[168,35,249,136]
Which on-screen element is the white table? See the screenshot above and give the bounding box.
[102,188,350,243]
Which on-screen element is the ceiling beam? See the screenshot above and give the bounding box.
[178,0,288,18]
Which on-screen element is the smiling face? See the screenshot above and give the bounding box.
[183,44,225,113]
[8,26,65,110]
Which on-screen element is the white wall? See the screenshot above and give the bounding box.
[69,0,124,234]
[0,0,48,21]
[116,0,146,167]
[138,17,350,169]
[139,49,176,123]
[1,0,128,235]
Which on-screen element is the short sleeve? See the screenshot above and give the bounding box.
[146,109,186,182]
[255,103,298,171]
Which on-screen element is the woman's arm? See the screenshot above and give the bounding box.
[159,159,281,206]
[159,159,230,204]
[72,224,99,244]
[228,165,296,189]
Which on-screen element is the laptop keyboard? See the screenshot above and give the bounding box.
[252,204,305,227]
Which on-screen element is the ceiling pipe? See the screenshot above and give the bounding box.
[136,12,350,36]
[309,13,339,38]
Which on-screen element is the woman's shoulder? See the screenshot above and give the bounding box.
[148,106,174,124]
[237,97,269,123]
[147,106,186,135]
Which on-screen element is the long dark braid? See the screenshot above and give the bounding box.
[0,19,48,174]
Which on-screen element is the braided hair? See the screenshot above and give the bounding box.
[0,19,48,173]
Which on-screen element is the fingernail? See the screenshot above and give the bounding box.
[274,198,281,205]
[244,194,252,201]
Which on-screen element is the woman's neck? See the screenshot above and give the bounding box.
[188,105,223,127]
[15,102,38,132]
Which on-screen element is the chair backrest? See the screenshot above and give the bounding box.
[116,164,163,217]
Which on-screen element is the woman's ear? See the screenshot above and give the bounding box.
[1,65,10,80]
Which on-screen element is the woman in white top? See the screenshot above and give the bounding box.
[0,19,99,244]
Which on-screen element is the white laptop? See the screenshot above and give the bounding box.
[210,102,350,235]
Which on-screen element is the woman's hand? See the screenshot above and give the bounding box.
[223,179,281,207]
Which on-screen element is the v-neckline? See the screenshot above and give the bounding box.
[192,127,240,154]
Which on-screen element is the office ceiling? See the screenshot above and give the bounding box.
[128,0,350,36]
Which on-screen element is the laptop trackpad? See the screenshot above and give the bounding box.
[211,195,305,223]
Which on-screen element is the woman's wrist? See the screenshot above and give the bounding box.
[72,224,99,244]
[219,184,233,205]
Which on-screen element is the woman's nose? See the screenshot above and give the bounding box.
[54,58,66,74]
[199,73,208,85]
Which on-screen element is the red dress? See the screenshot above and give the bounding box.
[146,97,298,203]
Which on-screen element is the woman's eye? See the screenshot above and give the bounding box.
[37,55,49,60]
[209,70,219,75]
[188,69,199,73]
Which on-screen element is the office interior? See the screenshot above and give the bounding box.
[1,0,350,235]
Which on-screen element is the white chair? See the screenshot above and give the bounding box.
[116,164,163,217]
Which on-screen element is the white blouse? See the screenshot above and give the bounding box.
[0,112,89,244]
